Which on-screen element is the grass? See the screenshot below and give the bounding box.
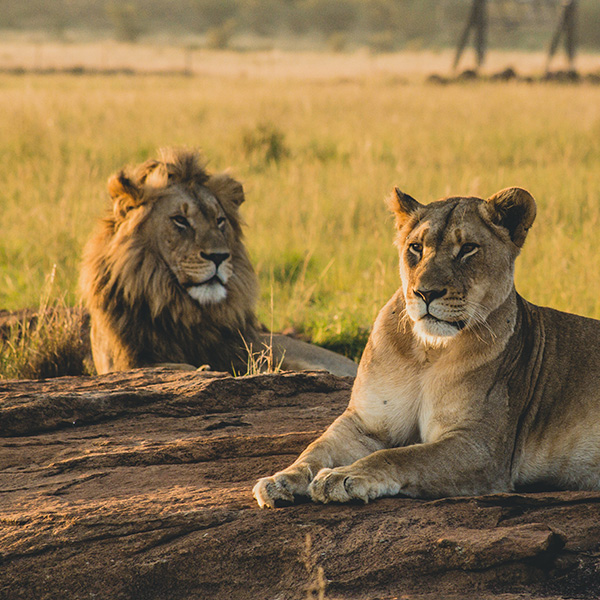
[0,267,91,379]
[236,334,286,377]
[302,533,328,600]
[1,51,600,377]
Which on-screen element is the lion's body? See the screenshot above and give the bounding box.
[254,187,600,507]
[81,149,358,377]
[81,149,262,374]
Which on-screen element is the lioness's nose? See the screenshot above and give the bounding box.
[201,252,230,268]
[414,288,447,305]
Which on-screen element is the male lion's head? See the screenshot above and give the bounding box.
[105,148,254,309]
[387,187,536,348]
[81,148,259,373]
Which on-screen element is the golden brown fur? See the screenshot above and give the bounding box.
[254,187,600,507]
[80,148,261,374]
[80,148,358,377]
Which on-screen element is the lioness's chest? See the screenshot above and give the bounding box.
[350,363,454,447]
[350,378,420,446]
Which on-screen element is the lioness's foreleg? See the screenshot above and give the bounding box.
[253,412,384,508]
[309,435,498,503]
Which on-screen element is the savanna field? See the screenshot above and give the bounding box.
[1,49,600,376]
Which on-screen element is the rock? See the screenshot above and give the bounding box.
[1,369,600,599]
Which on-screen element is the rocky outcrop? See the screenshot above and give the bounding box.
[1,369,600,599]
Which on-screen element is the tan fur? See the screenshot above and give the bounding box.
[80,148,358,377]
[254,187,600,507]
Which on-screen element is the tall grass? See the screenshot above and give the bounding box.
[0,60,599,377]
[0,266,90,379]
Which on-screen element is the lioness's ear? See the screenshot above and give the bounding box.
[386,187,423,229]
[485,187,536,248]
[108,171,143,221]
[207,173,245,207]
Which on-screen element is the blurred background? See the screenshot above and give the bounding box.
[0,0,599,59]
[0,0,599,378]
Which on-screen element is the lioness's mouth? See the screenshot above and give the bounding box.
[423,314,467,331]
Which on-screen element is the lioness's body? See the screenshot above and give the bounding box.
[254,187,600,507]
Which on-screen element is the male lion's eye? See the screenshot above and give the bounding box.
[171,215,190,230]
[458,243,479,259]
[217,216,227,229]
[408,243,423,257]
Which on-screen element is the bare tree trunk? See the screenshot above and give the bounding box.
[475,0,488,67]
[547,0,578,71]
[454,0,488,71]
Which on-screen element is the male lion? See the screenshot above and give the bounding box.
[254,186,600,507]
[80,148,357,377]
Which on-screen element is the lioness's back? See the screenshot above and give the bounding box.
[514,299,600,490]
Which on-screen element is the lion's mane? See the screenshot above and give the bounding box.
[80,148,260,373]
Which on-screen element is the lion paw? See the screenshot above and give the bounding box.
[253,468,311,508]
[309,467,376,504]
[253,476,293,508]
[309,466,401,504]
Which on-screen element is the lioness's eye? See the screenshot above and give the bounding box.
[458,243,479,259]
[408,243,423,256]
[171,215,190,230]
[217,216,226,229]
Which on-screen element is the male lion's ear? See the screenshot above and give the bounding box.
[386,187,423,229]
[142,163,169,189]
[207,173,245,207]
[485,187,536,248]
[108,171,143,221]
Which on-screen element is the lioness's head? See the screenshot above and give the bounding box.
[106,148,254,308]
[387,187,536,348]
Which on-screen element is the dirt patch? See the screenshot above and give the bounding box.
[1,369,599,599]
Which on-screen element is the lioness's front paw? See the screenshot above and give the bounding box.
[309,467,378,504]
[253,468,311,508]
[309,469,369,503]
[253,476,294,508]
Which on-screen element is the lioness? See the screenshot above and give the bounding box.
[80,148,357,377]
[254,186,600,507]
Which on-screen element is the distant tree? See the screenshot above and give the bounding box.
[193,0,238,30]
[205,19,237,49]
[578,0,600,50]
[454,0,488,70]
[106,2,142,42]
[306,0,359,35]
[361,0,402,33]
[241,0,282,36]
[286,0,312,34]
[547,0,577,69]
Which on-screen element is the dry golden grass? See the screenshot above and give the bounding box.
[1,48,599,375]
[1,39,599,77]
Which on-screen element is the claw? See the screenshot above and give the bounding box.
[253,477,290,508]
[253,473,301,508]
[343,476,352,493]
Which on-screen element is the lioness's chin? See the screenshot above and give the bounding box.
[413,317,463,348]
[187,282,227,305]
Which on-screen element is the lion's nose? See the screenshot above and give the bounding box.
[201,252,230,268]
[414,288,447,305]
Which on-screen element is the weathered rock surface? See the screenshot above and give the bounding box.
[1,369,600,600]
